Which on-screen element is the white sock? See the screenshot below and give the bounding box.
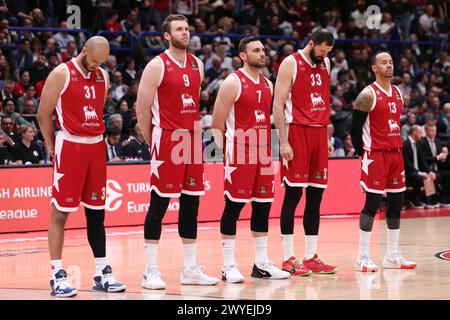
[387,229,400,255]
[221,239,236,267]
[51,259,62,277]
[145,243,158,270]
[183,243,197,268]
[94,257,108,275]
[359,230,372,257]
[281,234,295,261]
[253,236,269,265]
[304,235,318,260]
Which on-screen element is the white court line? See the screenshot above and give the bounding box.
[0,227,220,244]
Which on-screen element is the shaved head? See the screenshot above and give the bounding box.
[80,36,110,72]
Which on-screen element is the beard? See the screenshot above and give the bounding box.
[171,37,189,50]
[248,60,265,68]
[309,48,324,64]
[81,55,92,71]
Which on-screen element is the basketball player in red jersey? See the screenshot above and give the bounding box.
[273,29,338,275]
[351,52,416,272]
[136,14,218,289]
[37,36,126,297]
[211,37,292,283]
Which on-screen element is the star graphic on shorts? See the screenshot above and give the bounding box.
[361,152,374,176]
[150,153,164,179]
[53,166,64,193]
[224,161,237,183]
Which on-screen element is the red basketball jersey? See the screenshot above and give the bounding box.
[226,69,273,147]
[55,58,107,136]
[285,50,330,126]
[362,82,403,151]
[152,50,202,130]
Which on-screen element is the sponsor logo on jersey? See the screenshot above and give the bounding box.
[320,64,327,70]
[83,105,99,121]
[66,197,73,203]
[315,171,322,179]
[254,109,266,124]
[310,92,325,106]
[388,119,400,134]
[392,177,398,185]
[191,61,198,70]
[90,192,98,201]
[96,72,104,83]
[181,93,196,113]
[188,177,196,186]
[373,181,380,186]
[395,92,402,100]
[259,185,266,194]
[71,76,78,81]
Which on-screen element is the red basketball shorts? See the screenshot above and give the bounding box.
[150,126,205,197]
[281,124,328,188]
[51,131,106,212]
[360,149,406,194]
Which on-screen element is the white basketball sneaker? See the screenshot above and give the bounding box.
[180,265,219,285]
[50,269,78,297]
[383,251,417,269]
[221,264,245,283]
[142,266,166,290]
[251,261,291,279]
[355,255,379,272]
[92,265,126,293]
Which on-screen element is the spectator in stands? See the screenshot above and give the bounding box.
[104,89,118,115]
[105,126,123,162]
[104,55,118,76]
[0,53,9,80]
[437,103,450,142]
[420,123,450,206]
[122,123,150,161]
[28,51,48,85]
[419,4,439,39]
[119,81,138,111]
[61,41,77,61]
[342,132,356,157]
[11,123,44,164]
[330,49,349,86]
[402,112,417,141]
[21,97,39,127]
[10,37,33,75]
[328,124,345,157]
[199,90,212,113]
[403,125,430,208]
[12,69,30,98]
[111,70,129,101]
[31,8,47,28]
[30,37,41,62]
[118,100,133,135]
[43,37,62,64]
[54,21,76,49]
[105,9,122,31]
[121,58,137,85]
[0,115,19,150]
[0,98,25,127]
[260,14,284,50]
[108,113,129,142]
[1,79,14,101]
[144,24,166,51]
[121,8,139,32]
[16,85,37,113]
[350,0,369,29]
[0,130,15,165]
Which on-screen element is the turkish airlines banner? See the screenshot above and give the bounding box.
[0,160,364,233]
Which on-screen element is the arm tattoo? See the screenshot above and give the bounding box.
[353,88,373,112]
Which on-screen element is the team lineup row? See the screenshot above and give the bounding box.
[35,14,416,298]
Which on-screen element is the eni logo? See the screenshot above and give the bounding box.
[106,179,123,212]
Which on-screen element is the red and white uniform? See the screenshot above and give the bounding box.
[360,82,405,194]
[150,50,204,197]
[51,58,108,212]
[224,69,274,202]
[281,50,330,188]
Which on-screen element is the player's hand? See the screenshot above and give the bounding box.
[4,135,14,146]
[328,143,334,156]
[430,172,437,180]
[280,142,293,161]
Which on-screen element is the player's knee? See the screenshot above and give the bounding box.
[51,209,69,226]
[362,192,383,217]
[85,208,105,227]
[147,191,170,221]
[387,192,404,219]
[250,202,270,233]
[220,198,245,236]
[284,185,303,205]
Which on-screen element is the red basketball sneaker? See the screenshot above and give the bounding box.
[302,254,338,274]
[282,256,312,276]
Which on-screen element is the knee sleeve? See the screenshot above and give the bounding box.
[220,198,245,236]
[178,194,199,239]
[303,187,324,235]
[386,192,403,219]
[85,208,106,257]
[359,192,383,232]
[144,191,170,240]
[250,202,271,233]
[280,186,303,235]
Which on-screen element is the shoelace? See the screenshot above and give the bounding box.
[292,258,305,268]
[390,252,408,264]
[54,276,73,289]
[361,255,376,265]
[258,261,275,268]
[102,273,119,285]
[146,268,162,280]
